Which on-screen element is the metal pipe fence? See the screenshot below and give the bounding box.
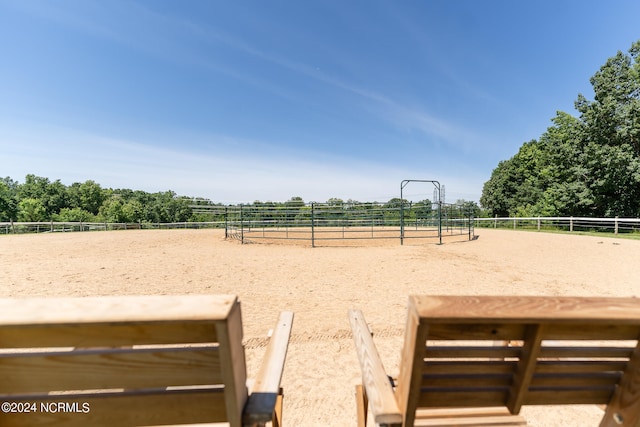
[1,202,479,246]
[225,202,475,246]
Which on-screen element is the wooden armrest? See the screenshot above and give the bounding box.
[349,309,402,425]
[243,311,294,425]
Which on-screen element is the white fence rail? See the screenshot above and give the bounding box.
[5,217,640,237]
[0,221,225,234]
[475,216,640,235]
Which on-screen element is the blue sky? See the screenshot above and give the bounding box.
[1,1,639,204]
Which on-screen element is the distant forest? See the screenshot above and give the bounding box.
[0,175,199,223]
[0,175,480,223]
[481,40,640,218]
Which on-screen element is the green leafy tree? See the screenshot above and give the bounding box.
[68,180,106,215]
[18,198,47,222]
[145,191,191,223]
[575,40,640,154]
[0,178,18,221]
[55,207,97,222]
[17,175,70,218]
[99,197,130,223]
[482,40,640,218]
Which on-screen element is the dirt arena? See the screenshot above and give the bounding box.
[2,228,638,426]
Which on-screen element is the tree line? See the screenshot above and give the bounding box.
[0,175,480,224]
[481,40,640,217]
[0,175,194,223]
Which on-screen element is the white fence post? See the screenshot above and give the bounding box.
[570,216,574,232]
[615,216,619,235]
[537,217,541,231]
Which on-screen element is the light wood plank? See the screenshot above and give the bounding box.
[539,345,635,359]
[507,324,543,413]
[418,389,509,408]
[349,309,402,426]
[249,311,294,394]
[420,374,513,389]
[536,360,629,374]
[355,384,368,427]
[425,346,521,359]
[397,298,430,427]
[525,388,615,405]
[353,295,640,426]
[411,296,640,324]
[0,322,218,349]
[0,345,221,394]
[416,415,527,427]
[530,372,622,388]
[415,408,527,427]
[426,324,525,341]
[0,387,227,427]
[0,295,237,326]
[244,311,294,425]
[215,299,247,427]
[423,361,518,375]
[600,341,640,427]
[543,324,640,341]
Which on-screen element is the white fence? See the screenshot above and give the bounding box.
[475,216,640,235]
[0,221,225,234]
[5,217,640,237]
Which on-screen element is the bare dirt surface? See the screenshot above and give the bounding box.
[2,228,638,426]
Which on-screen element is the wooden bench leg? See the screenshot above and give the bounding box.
[356,384,369,427]
[271,388,284,427]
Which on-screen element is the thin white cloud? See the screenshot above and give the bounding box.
[2,3,487,202]
[1,123,483,203]
[14,1,488,155]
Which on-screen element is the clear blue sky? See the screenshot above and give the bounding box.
[1,1,639,204]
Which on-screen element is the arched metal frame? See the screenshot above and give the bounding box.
[400,179,442,245]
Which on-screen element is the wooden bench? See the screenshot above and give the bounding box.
[0,294,293,427]
[350,295,640,426]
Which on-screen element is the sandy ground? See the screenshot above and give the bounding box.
[1,228,638,426]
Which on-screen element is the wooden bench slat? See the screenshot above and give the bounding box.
[349,309,403,425]
[418,389,509,408]
[601,341,640,427]
[0,345,221,394]
[536,360,630,374]
[539,345,635,359]
[0,322,218,349]
[412,296,640,324]
[421,374,512,389]
[415,407,527,426]
[215,298,247,427]
[244,311,294,425]
[507,325,543,413]
[352,295,640,426]
[415,415,527,427]
[0,387,227,427]
[425,346,521,359]
[425,344,637,359]
[423,361,517,375]
[530,372,622,388]
[525,388,615,405]
[427,323,640,342]
[543,324,640,341]
[0,295,238,326]
[426,324,526,341]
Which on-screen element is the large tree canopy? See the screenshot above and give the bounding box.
[481,41,640,217]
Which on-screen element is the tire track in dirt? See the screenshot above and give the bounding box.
[243,326,404,349]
